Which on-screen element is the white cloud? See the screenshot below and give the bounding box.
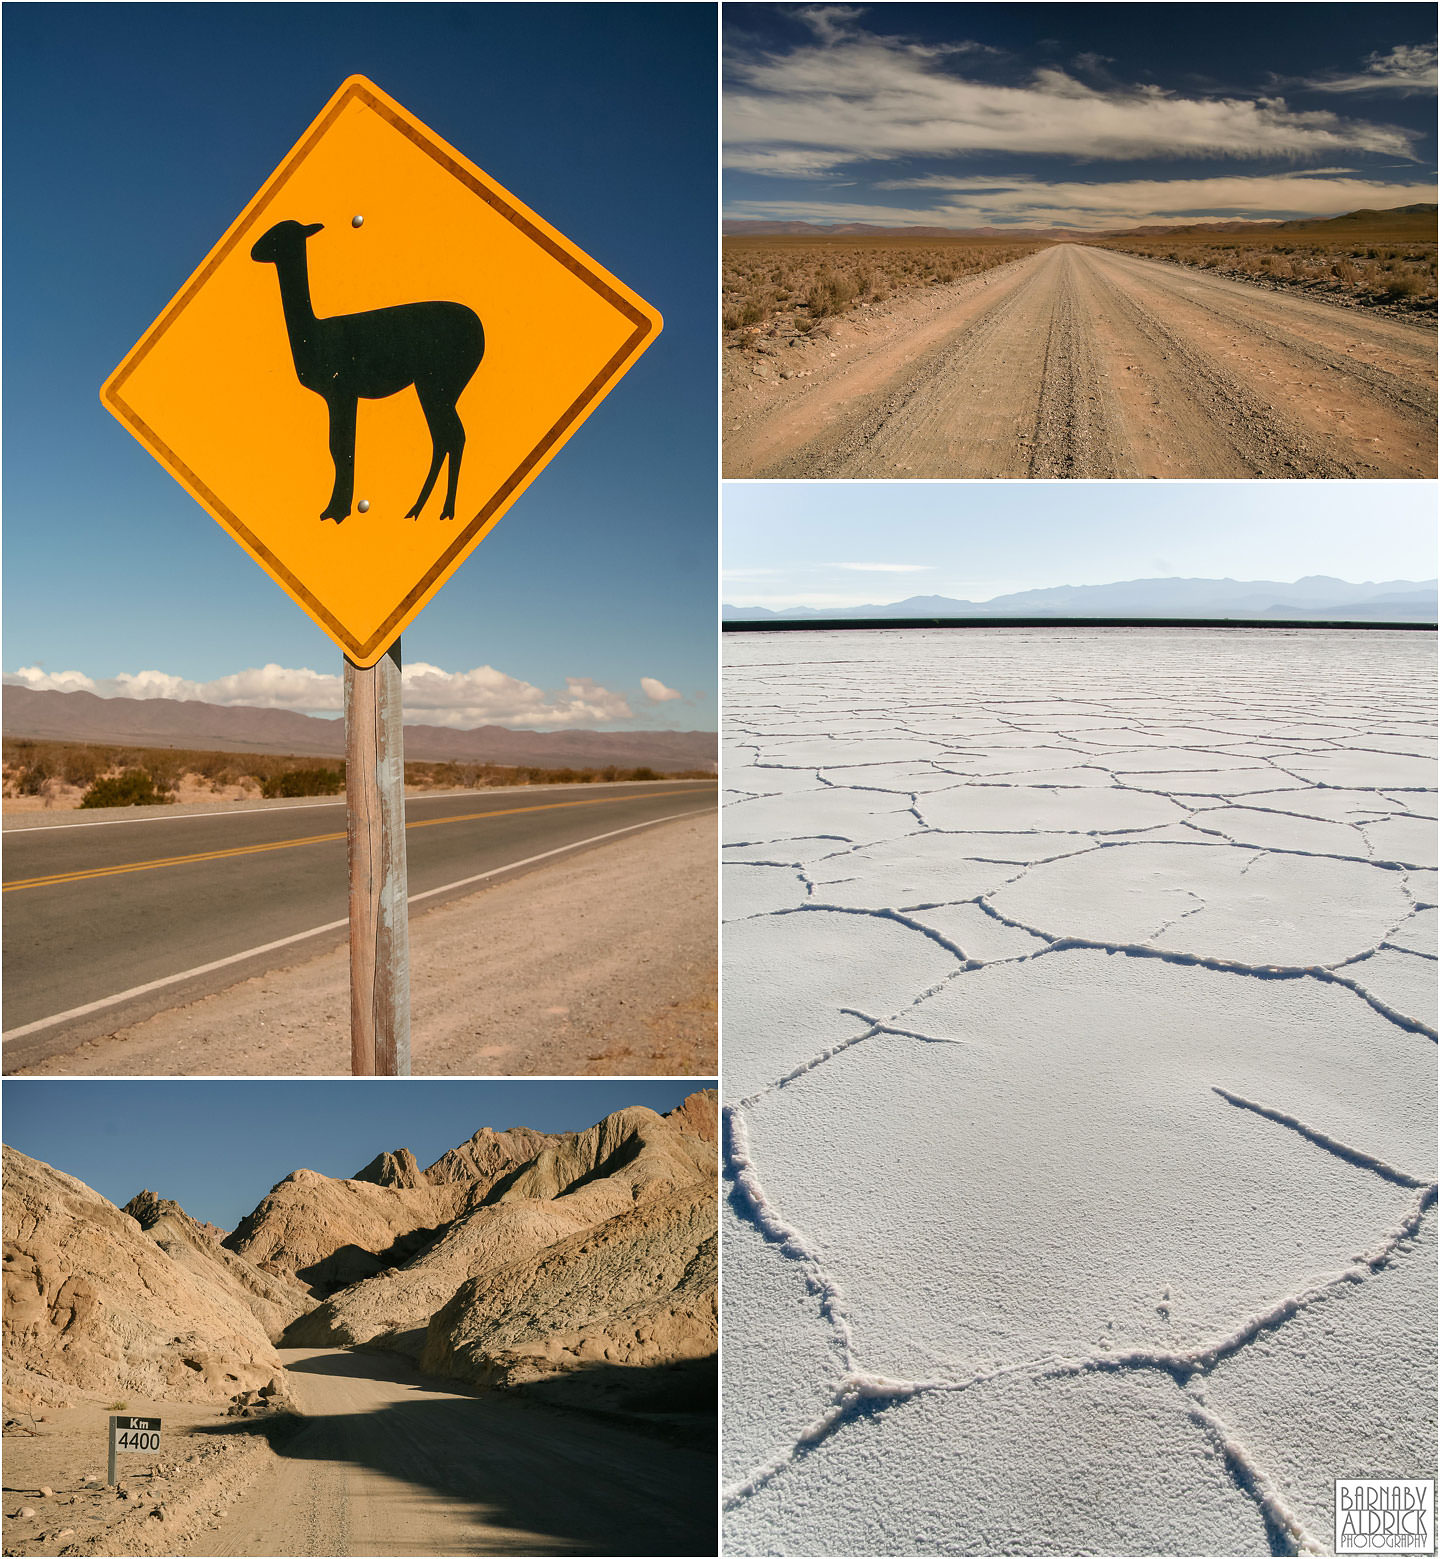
[397,663,635,726]
[1302,43,1438,96]
[725,31,1418,172]
[5,661,637,729]
[725,145,865,178]
[640,676,683,703]
[726,171,1439,231]
[8,666,97,694]
[835,562,933,572]
[725,591,903,610]
[179,665,344,709]
[796,5,869,48]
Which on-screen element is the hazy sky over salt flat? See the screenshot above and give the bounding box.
[722,481,1439,608]
[724,2,1437,229]
[2,1078,710,1230]
[3,3,716,731]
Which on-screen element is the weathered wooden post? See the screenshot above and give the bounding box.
[345,641,410,1075]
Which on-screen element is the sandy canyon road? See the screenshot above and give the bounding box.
[2,781,715,1062]
[192,1348,715,1557]
[725,243,1437,479]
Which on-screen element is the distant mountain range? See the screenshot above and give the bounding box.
[722,204,1437,240]
[723,220,1084,239]
[1119,204,1438,238]
[724,576,1438,623]
[1,686,716,772]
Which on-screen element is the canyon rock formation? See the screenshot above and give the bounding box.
[3,1093,717,1411]
[3,1149,286,1406]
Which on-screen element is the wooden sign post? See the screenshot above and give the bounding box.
[100,75,661,1075]
[345,642,411,1075]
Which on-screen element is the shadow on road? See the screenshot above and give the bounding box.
[199,1350,717,1556]
[283,1346,474,1393]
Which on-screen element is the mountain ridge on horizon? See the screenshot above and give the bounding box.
[724,575,1439,623]
[722,203,1438,241]
[1,684,717,770]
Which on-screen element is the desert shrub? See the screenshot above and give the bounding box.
[79,769,173,808]
[723,235,1048,340]
[406,760,465,788]
[1087,226,1435,310]
[261,766,344,798]
[140,754,185,794]
[6,736,702,804]
[61,748,108,788]
[1382,273,1425,301]
[16,755,53,795]
[804,267,859,317]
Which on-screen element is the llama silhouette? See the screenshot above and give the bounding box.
[250,219,484,523]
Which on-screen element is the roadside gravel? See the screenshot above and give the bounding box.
[2,1399,279,1559]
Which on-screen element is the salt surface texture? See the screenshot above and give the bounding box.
[722,627,1437,1557]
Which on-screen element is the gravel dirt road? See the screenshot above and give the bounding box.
[724,243,1437,479]
[189,1348,715,1557]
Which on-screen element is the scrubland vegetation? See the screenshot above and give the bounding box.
[722,235,1048,343]
[2,740,707,808]
[1085,223,1436,314]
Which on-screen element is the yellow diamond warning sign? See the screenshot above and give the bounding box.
[101,75,662,666]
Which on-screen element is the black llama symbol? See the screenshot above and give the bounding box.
[250,219,484,523]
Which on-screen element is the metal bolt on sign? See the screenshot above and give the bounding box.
[100,76,661,1074]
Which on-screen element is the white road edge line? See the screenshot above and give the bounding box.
[2,780,713,834]
[2,808,704,1043]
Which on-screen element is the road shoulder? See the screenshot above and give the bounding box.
[0,1397,282,1558]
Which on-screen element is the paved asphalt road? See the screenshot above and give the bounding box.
[2,781,715,1067]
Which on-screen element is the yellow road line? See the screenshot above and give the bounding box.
[7,831,347,891]
[3,789,706,894]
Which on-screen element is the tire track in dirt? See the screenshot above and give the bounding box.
[1093,248,1436,413]
[1072,253,1360,478]
[1026,251,1128,478]
[759,249,1070,479]
[727,244,1437,480]
[1089,249,1436,474]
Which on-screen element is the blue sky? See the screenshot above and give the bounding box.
[724,3,1437,228]
[1,1078,712,1230]
[723,481,1439,609]
[3,3,716,732]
